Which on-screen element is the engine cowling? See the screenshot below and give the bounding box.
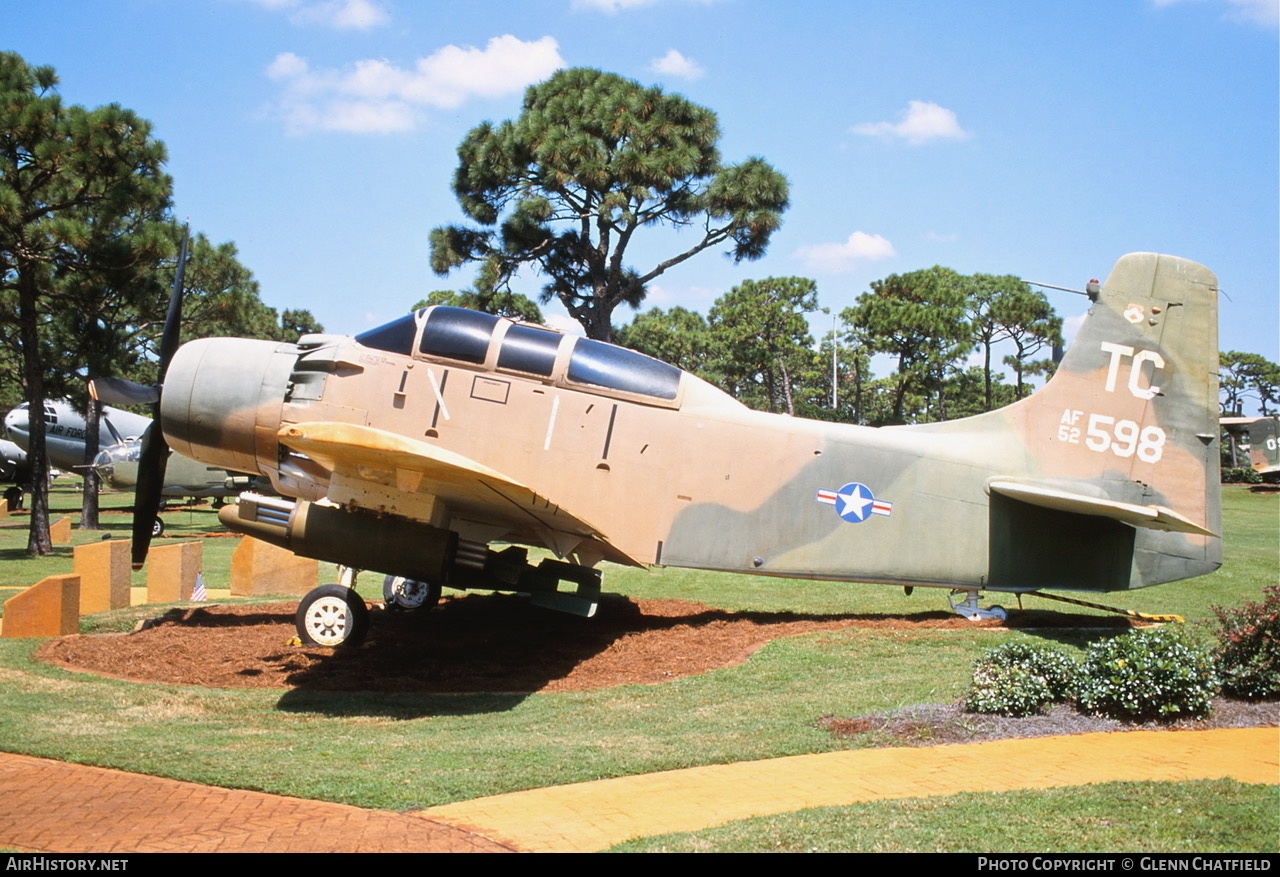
[161,338,297,477]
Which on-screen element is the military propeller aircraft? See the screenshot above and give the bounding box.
[0,438,29,510]
[1220,415,1279,478]
[4,400,265,533]
[90,438,270,503]
[0,438,28,484]
[97,252,1222,648]
[4,399,151,474]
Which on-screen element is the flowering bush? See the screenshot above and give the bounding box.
[1212,587,1280,700]
[1076,626,1217,720]
[964,642,1080,717]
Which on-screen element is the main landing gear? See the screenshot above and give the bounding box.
[296,583,370,647]
[948,589,1008,621]
[382,575,441,611]
[293,545,604,647]
[294,575,441,647]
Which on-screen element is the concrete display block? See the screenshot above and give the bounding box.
[231,537,318,596]
[73,539,132,614]
[146,541,202,603]
[2,575,80,638]
[49,516,71,544]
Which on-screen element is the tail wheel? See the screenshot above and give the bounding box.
[382,575,441,611]
[297,584,369,647]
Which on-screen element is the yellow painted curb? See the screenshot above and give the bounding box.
[419,726,1280,853]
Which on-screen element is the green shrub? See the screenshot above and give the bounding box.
[1211,587,1280,700]
[1221,467,1262,484]
[1076,626,1217,720]
[964,642,1081,717]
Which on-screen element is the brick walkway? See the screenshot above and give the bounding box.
[0,753,512,853]
[0,726,1274,853]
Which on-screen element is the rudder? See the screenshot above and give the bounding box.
[995,253,1221,587]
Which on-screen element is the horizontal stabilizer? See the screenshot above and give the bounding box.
[988,480,1217,537]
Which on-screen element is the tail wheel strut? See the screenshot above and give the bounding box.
[1026,590,1184,623]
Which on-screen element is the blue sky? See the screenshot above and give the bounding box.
[12,0,1279,371]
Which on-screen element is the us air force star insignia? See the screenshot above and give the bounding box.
[815,482,893,523]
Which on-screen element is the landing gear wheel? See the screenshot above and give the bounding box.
[382,575,441,611]
[151,516,164,538]
[297,584,369,647]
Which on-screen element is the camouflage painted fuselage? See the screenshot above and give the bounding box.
[162,253,1221,594]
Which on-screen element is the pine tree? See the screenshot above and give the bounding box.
[430,68,789,341]
[0,53,171,554]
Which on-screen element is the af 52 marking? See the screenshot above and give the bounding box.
[1056,340,1169,464]
[1058,410,1167,463]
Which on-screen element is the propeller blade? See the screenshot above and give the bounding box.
[131,224,189,568]
[130,423,169,568]
[89,377,159,407]
[101,413,125,447]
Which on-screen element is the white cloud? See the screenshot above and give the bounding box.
[246,0,390,30]
[573,0,662,11]
[649,49,705,81]
[265,36,565,134]
[543,313,587,336]
[572,0,726,12]
[852,100,972,145]
[266,51,309,81]
[794,232,896,273]
[1224,0,1278,25]
[1151,0,1278,27]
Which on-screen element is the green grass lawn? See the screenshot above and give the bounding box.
[0,480,1275,852]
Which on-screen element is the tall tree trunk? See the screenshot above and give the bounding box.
[80,396,101,530]
[983,341,993,411]
[18,268,51,555]
[778,356,795,416]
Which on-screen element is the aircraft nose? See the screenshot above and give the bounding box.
[3,407,24,437]
[161,338,298,476]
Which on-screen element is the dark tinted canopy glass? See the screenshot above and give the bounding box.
[419,307,498,364]
[497,324,561,377]
[567,338,681,400]
[355,313,417,356]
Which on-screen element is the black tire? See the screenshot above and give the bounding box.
[296,584,369,647]
[382,575,441,611]
[151,516,164,538]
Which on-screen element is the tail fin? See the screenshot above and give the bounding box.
[1246,416,1279,476]
[991,253,1222,588]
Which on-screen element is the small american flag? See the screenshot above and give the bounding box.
[191,572,207,602]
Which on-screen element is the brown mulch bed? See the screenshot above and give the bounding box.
[819,699,1278,746]
[37,593,1128,693]
[35,595,1277,741]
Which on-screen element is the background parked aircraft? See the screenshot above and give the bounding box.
[1221,415,1280,478]
[4,400,149,473]
[4,400,266,526]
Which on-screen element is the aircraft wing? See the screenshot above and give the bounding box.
[988,480,1217,537]
[277,421,638,564]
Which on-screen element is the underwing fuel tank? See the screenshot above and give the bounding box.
[220,493,457,584]
[161,338,297,476]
